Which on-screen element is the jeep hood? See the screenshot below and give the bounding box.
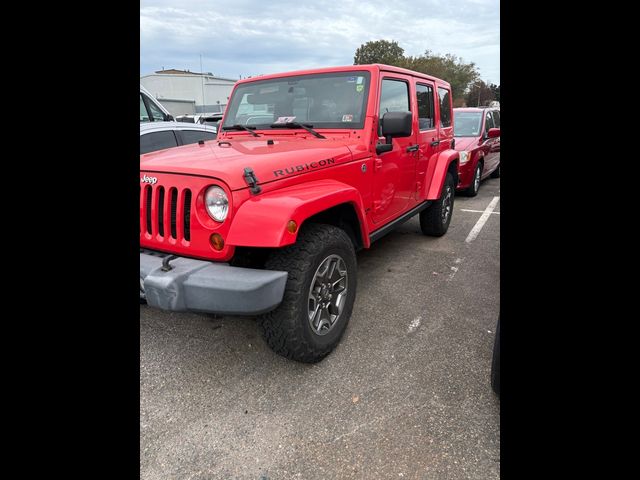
[140,136,358,190]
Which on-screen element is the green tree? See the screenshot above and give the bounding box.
[465,80,495,107]
[354,40,405,66]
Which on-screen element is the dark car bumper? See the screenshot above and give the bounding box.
[140,250,288,315]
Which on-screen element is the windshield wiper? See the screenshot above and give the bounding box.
[269,122,326,139]
[221,124,261,137]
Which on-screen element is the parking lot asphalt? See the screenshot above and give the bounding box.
[140,177,500,480]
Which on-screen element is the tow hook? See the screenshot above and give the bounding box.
[243,167,262,195]
[161,255,179,272]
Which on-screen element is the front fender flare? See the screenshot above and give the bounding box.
[227,180,369,248]
[424,149,460,200]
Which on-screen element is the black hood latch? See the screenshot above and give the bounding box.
[243,167,262,195]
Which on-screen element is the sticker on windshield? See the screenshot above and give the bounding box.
[356,76,364,84]
[356,84,364,93]
[259,86,278,94]
[342,114,354,122]
[346,76,356,83]
[274,116,296,124]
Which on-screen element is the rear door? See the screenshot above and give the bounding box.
[413,80,439,200]
[436,86,454,152]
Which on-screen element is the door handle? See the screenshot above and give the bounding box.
[430,140,440,147]
[406,144,419,152]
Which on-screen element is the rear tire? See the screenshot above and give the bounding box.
[258,224,357,363]
[420,172,455,237]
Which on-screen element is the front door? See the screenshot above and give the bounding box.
[371,75,418,225]
[482,110,499,174]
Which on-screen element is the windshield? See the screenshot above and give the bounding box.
[454,111,483,137]
[222,71,371,130]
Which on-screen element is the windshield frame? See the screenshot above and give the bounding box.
[222,71,372,131]
[453,110,484,137]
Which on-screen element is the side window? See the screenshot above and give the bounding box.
[379,79,410,115]
[484,111,495,133]
[437,87,452,128]
[140,131,178,155]
[379,78,410,135]
[140,94,151,122]
[416,83,435,130]
[180,130,217,145]
[492,111,500,127]
[143,94,166,122]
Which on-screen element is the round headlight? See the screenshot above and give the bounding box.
[205,186,229,222]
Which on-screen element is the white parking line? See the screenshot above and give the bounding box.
[461,209,500,215]
[465,196,500,243]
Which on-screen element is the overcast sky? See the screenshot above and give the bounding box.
[141,0,499,84]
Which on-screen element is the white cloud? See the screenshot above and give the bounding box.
[140,0,499,83]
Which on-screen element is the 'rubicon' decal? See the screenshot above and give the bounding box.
[273,158,336,178]
[140,175,158,185]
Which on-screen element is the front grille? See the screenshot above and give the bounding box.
[140,182,192,243]
[170,188,178,239]
[157,187,165,237]
[184,190,192,241]
[145,186,152,234]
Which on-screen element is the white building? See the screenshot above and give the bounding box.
[140,69,237,116]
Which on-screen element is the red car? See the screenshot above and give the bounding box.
[453,107,501,196]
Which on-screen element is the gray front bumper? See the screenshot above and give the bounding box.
[140,251,288,315]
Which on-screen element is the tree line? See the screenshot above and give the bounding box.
[353,40,499,107]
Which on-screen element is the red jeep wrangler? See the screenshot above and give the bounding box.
[140,64,459,362]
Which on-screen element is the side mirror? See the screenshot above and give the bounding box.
[487,127,500,139]
[377,111,412,155]
[165,114,174,122]
[381,111,412,138]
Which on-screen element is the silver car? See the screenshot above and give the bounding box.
[140,122,218,155]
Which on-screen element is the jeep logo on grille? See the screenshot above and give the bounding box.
[140,175,158,185]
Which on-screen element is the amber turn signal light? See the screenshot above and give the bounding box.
[210,233,225,251]
[287,220,298,234]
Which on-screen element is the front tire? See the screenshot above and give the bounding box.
[258,224,357,363]
[464,163,482,197]
[420,172,455,237]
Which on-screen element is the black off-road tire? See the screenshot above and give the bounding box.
[490,162,501,178]
[420,172,455,237]
[258,224,357,363]
[491,317,500,395]
[464,162,482,197]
